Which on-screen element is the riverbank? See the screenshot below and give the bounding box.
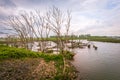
[46,36,120,43]
[86,36,120,43]
[0,45,77,80]
[0,36,120,45]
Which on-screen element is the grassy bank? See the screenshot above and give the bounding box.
[84,36,120,43]
[0,45,77,80]
[48,36,120,43]
[1,36,120,44]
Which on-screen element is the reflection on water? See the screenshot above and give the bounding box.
[72,42,120,80]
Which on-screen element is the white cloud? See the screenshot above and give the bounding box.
[0,0,120,36]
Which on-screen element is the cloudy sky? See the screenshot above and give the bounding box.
[0,0,120,36]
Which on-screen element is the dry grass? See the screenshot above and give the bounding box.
[0,58,77,80]
[0,58,57,80]
[32,60,57,79]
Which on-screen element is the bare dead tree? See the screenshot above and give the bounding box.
[65,10,71,43]
[45,6,72,77]
[46,7,72,52]
[5,34,11,46]
[7,16,28,48]
[46,7,65,53]
[45,23,51,40]
[2,12,35,49]
[34,10,48,52]
[20,11,37,49]
[2,6,72,54]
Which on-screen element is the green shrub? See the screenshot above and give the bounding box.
[0,45,40,59]
[61,51,75,60]
[0,45,64,62]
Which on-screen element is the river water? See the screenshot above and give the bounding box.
[72,42,120,80]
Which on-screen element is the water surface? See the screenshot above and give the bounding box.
[72,42,120,80]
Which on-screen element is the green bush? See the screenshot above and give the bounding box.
[0,45,64,62]
[62,51,75,60]
[0,45,39,59]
